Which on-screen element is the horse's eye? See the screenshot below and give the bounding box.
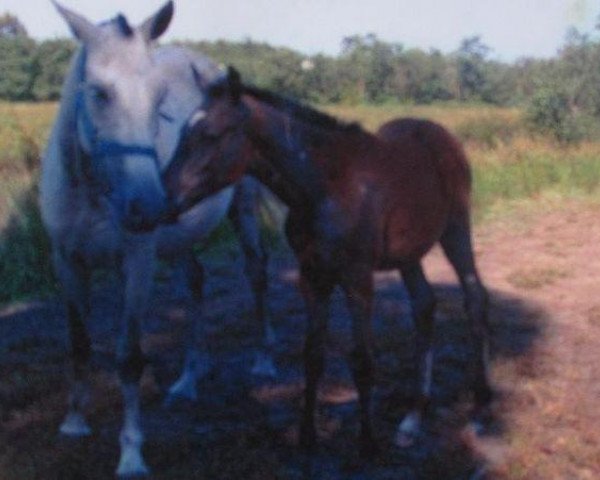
[89,85,111,105]
[159,111,175,123]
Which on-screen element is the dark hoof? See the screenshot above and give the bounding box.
[359,436,380,460]
[299,423,317,453]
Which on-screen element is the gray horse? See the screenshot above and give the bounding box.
[41,2,278,476]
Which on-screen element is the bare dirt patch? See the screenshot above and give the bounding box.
[0,200,598,479]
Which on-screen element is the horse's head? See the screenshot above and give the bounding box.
[55,1,174,232]
[163,66,251,215]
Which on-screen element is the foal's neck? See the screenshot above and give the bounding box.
[243,96,343,210]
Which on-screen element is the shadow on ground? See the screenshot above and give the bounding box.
[0,248,545,479]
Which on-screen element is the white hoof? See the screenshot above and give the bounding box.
[251,352,278,378]
[395,411,421,448]
[116,450,150,478]
[165,371,198,406]
[59,412,92,437]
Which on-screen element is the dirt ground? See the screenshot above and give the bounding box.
[0,200,598,479]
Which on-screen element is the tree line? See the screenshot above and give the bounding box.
[2,12,600,141]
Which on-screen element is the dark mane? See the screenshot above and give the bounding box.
[99,14,133,37]
[242,85,362,133]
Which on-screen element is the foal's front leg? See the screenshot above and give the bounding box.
[115,234,156,477]
[298,264,335,451]
[54,249,92,437]
[341,267,376,457]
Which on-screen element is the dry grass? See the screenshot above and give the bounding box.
[506,267,568,290]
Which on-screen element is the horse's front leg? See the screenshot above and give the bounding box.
[228,178,275,378]
[115,234,156,478]
[54,248,92,436]
[298,263,335,452]
[341,265,376,457]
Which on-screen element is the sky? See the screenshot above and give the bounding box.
[2,0,598,61]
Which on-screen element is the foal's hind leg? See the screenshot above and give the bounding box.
[228,178,276,377]
[54,249,93,437]
[165,251,210,405]
[396,262,436,447]
[440,219,493,423]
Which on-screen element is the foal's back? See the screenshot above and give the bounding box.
[377,118,471,219]
[363,118,473,263]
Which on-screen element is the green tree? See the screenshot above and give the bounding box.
[457,36,490,101]
[0,12,27,38]
[32,39,76,100]
[0,36,37,100]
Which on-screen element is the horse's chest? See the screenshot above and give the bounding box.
[286,198,374,268]
[55,206,123,266]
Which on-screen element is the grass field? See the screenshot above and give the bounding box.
[2,100,600,303]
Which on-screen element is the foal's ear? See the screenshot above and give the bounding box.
[190,64,212,92]
[139,0,174,42]
[227,66,243,103]
[52,1,99,44]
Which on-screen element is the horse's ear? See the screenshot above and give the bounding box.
[139,0,174,42]
[52,1,98,44]
[227,66,243,103]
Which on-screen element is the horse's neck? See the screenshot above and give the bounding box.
[245,100,330,211]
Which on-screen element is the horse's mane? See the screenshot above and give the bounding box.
[242,85,362,133]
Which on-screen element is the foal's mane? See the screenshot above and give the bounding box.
[242,85,362,134]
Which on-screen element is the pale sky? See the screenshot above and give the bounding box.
[2,0,598,61]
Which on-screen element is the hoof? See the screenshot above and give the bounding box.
[116,452,150,479]
[394,412,421,448]
[299,423,317,453]
[164,381,198,408]
[251,352,278,378]
[59,413,92,437]
[359,437,380,459]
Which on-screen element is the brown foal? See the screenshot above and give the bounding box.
[163,67,492,455]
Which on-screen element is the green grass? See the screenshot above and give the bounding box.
[1,101,600,303]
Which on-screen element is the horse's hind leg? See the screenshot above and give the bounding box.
[396,261,436,447]
[165,251,210,405]
[440,218,493,422]
[228,178,276,377]
[53,249,93,437]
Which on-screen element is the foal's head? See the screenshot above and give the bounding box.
[55,1,174,232]
[164,66,251,213]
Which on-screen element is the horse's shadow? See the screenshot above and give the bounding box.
[0,249,544,479]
